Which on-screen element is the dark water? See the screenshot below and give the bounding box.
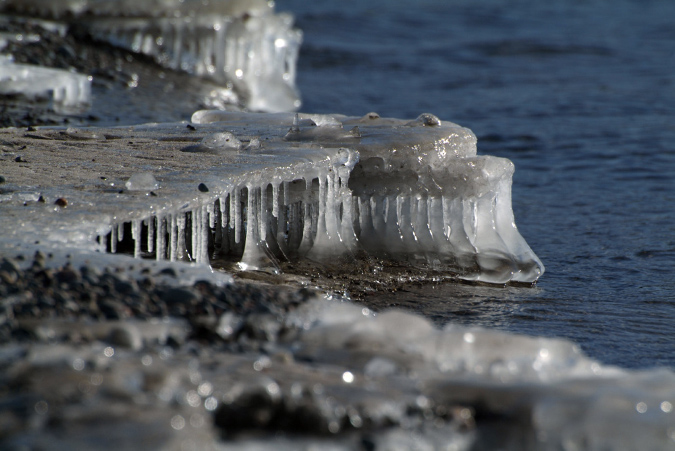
[278,0,675,369]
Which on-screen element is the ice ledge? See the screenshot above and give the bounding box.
[0,111,543,284]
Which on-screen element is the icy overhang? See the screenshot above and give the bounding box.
[0,112,544,284]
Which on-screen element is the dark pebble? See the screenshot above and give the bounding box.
[54,198,68,207]
[198,183,209,192]
[0,175,6,183]
[161,287,200,306]
[158,267,177,278]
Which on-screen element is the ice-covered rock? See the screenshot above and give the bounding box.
[0,56,92,114]
[0,0,302,113]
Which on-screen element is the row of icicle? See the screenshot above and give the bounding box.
[103,167,541,283]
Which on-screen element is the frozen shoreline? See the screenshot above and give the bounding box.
[1,116,673,450]
[2,2,675,449]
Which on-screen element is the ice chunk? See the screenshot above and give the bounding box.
[199,132,242,152]
[125,173,159,191]
[0,57,91,114]
[292,299,675,450]
[0,0,302,113]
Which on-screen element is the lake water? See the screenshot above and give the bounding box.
[278,0,675,369]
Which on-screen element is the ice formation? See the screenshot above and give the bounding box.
[0,0,302,112]
[0,111,536,284]
[0,55,92,114]
[0,111,543,283]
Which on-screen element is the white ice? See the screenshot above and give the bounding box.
[0,56,92,114]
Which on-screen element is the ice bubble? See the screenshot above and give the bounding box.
[199,132,242,152]
[125,173,159,191]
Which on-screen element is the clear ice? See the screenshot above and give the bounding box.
[0,0,302,113]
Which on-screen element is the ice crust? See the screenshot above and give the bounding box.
[0,0,302,113]
[0,55,92,114]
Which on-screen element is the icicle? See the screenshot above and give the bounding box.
[147,218,154,254]
[298,200,313,256]
[276,182,289,255]
[117,222,124,242]
[428,196,452,256]
[110,225,117,253]
[325,171,341,243]
[339,182,358,250]
[177,214,187,261]
[308,176,327,256]
[272,183,280,219]
[132,219,141,258]
[221,195,230,255]
[214,199,222,256]
[234,188,242,244]
[189,208,197,261]
[260,183,268,243]
[192,207,201,262]
[157,215,167,261]
[200,204,210,264]
[207,202,216,229]
[170,213,178,262]
[240,186,266,269]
